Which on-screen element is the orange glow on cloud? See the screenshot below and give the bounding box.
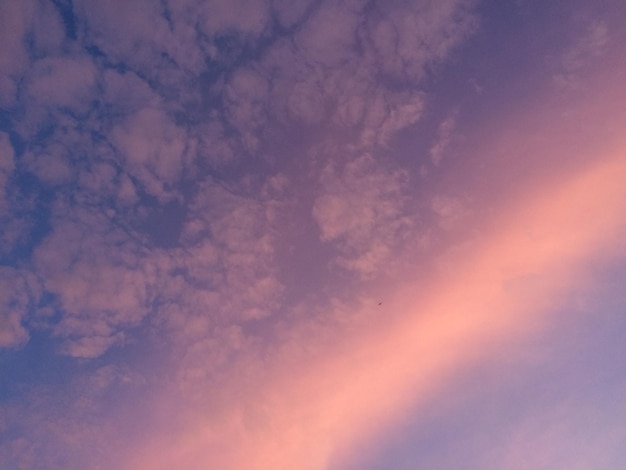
[126,147,625,469]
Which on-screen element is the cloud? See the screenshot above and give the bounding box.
[0,0,31,104]
[554,20,609,90]
[27,173,285,358]
[365,0,477,82]
[429,111,458,166]
[0,0,66,106]
[313,153,414,277]
[23,143,75,187]
[60,332,127,359]
[75,0,200,75]
[359,90,425,147]
[0,131,15,213]
[101,68,161,115]
[122,149,626,470]
[431,194,468,231]
[194,0,272,37]
[295,0,360,67]
[26,55,98,112]
[272,0,316,29]
[0,267,40,348]
[561,20,609,71]
[32,209,153,356]
[259,0,473,148]
[161,181,284,328]
[110,106,189,201]
[224,66,271,151]
[0,131,34,257]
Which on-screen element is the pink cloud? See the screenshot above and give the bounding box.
[0,0,65,105]
[295,0,360,67]
[554,20,609,90]
[313,153,413,276]
[429,111,458,166]
[111,107,188,200]
[272,0,315,29]
[0,267,39,348]
[164,0,272,42]
[27,55,98,112]
[0,131,15,213]
[366,0,477,81]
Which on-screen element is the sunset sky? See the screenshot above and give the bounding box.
[1,0,626,468]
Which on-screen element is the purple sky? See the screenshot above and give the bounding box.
[1,0,626,468]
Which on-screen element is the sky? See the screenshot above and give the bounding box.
[1,0,626,468]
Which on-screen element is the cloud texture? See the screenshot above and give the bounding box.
[1,0,626,468]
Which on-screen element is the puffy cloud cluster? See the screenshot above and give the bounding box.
[0,0,477,360]
[0,1,479,465]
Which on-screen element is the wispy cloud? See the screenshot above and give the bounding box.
[554,20,609,90]
[429,111,458,166]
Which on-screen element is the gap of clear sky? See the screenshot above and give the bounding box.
[1,0,626,468]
